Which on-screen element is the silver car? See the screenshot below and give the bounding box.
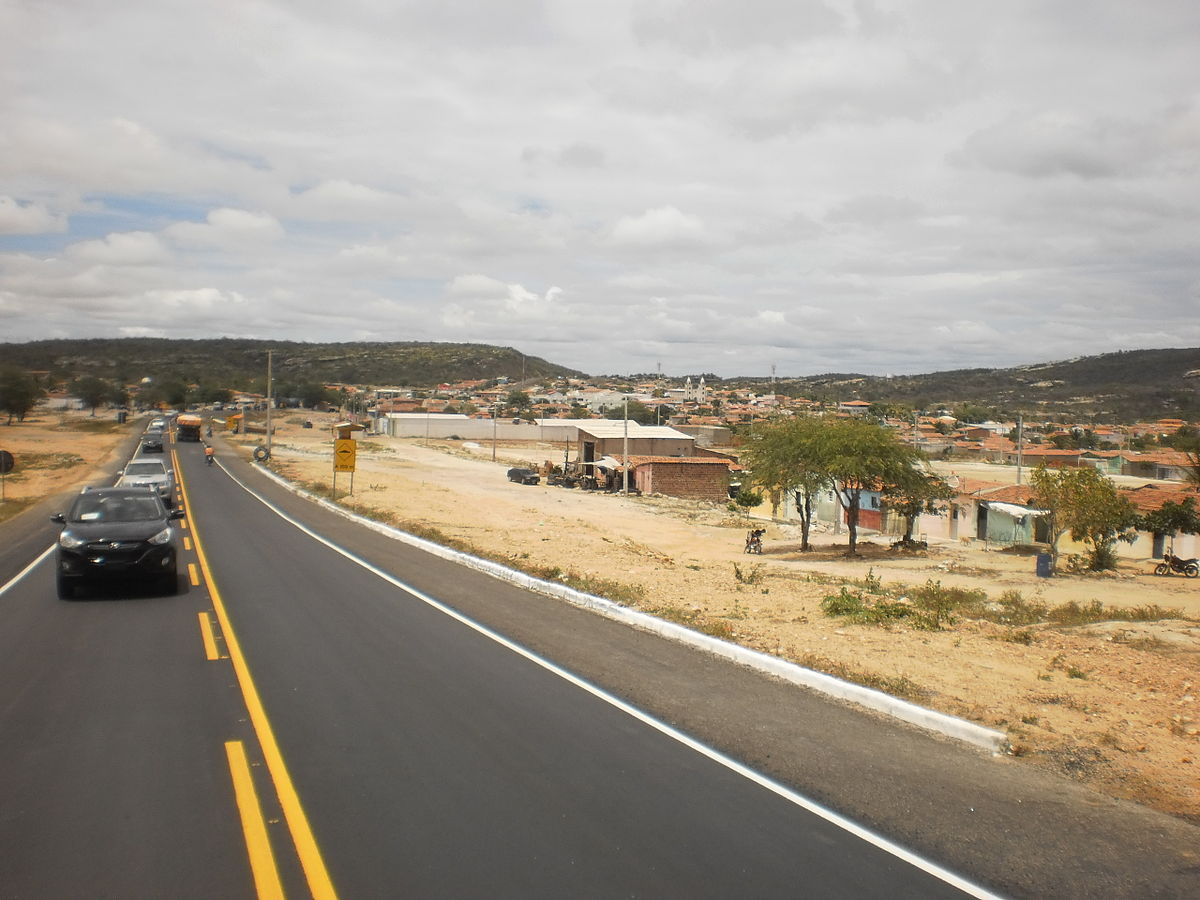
[117,459,175,508]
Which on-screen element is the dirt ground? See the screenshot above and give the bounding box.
[6,409,1198,822]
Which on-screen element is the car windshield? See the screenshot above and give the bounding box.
[125,462,166,476]
[70,494,164,523]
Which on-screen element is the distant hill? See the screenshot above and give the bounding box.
[3,339,1198,421]
[0,338,582,391]
[730,348,1200,422]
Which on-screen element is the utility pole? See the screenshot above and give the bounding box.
[622,396,629,495]
[266,349,273,457]
[1016,415,1025,485]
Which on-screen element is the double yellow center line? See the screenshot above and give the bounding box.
[175,448,338,900]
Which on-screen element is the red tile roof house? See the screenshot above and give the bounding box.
[1120,483,1200,559]
[836,400,872,414]
[1123,450,1195,481]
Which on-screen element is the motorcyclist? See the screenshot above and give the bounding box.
[204,444,215,466]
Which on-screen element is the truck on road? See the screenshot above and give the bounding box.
[175,414,204,442]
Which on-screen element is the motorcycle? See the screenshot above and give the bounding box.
[744,528,764,554]
[1154,552,1199,578]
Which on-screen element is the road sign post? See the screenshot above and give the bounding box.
[334,438,357,495]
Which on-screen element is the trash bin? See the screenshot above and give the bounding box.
[116,411,127,424]
[1036,552,1053,578]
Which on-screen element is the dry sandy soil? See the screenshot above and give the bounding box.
[6,409,1198,823]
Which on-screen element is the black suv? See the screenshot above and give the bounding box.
[51,487,184,598]
[507,467,540,485]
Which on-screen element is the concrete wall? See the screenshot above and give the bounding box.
[377,414,577,443]
[581,436,694,459]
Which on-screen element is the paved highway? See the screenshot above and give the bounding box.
[1,428,1197,897]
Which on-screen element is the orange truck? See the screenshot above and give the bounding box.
[175,414,204,442]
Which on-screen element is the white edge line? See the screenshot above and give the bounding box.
[220,463,1005,899]
[250,464,1008,754]
[0,544,56,600]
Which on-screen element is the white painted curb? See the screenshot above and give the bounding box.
[254,464,1009,755]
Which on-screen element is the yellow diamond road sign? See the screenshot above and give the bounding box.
[334,439,357,472]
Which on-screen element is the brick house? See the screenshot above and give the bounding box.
[627,456,740,503]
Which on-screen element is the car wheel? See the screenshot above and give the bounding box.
[56,572,77,600]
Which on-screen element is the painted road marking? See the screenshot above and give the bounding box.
[198,612,221,661]
[225,741,285,900]
[227,466,1002,900]
[178,469,339,900]
[188,563,200,587]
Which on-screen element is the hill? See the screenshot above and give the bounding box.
[3,339,1199,421]
[0,338,582,392]
[730,348,1200,422]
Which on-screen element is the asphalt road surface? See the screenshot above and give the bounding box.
[1,428,1197,898]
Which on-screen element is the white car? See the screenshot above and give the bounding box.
[117,458,175,508]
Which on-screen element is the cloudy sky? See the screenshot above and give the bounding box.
[2,1,1198,378]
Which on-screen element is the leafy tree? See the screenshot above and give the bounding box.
[1173,433,1200,489]
[506,389,532,410]
[141,377,189,409]
[196,385,233,404]
[816,418,925,555]
[1166,425,1198,451]
[0,368,44,424]
[731,487,763,510]
[1029,465,1139,570]
[296,381,333,408]
[70,376,113,415]
[882,470,956,545]
[741,416,830,551]
[567,405,592,419]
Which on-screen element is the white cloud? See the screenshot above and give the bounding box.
[609,207,709,249]
[292,180,409,221]
[0,196,65,234]
[0,0,1198,376]
[67,231,168,266]
[165,209,285,249]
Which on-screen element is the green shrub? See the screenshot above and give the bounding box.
[732,487,763,510]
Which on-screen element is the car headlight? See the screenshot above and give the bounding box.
[148,527,173,546]
[59,531,86,550]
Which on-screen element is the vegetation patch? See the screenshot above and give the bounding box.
[820,576,1181,633]
[820,578,984,630]
[519,563,645,606]
[794,652,932,702]
[732,562,764,585]
[60,418,124,434]
[19,452,86,471]
[643,604,735,639]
